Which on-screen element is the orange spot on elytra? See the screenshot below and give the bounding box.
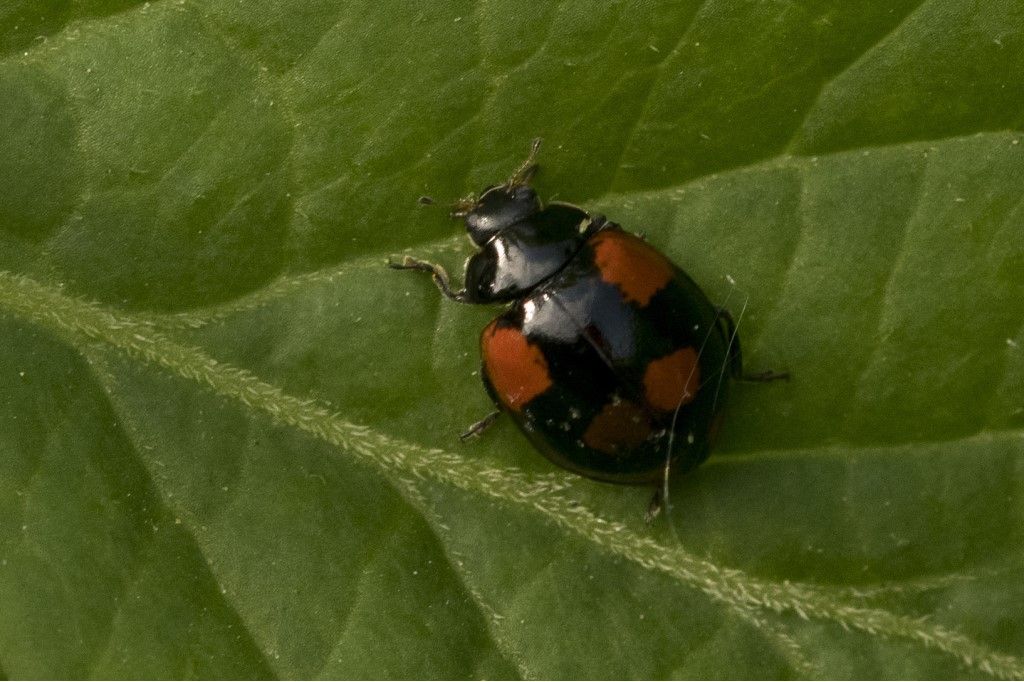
[582,400,651,455]
[643,347,700,412]
[592,231,674,306]
[481,323,552,411]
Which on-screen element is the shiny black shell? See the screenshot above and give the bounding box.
[473,189,732,484]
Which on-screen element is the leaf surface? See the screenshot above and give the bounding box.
[1,0,1023,678]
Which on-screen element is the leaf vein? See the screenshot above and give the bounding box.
[79,353,282,679]
[144,131,1024,333]
[1,271,1022,679]
[392,479,533,680]
[782,0,933,153]
[604,0,711,194]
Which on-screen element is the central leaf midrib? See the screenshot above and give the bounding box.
[0,270,1020,679]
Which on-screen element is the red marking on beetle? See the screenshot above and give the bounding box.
[481,323,552,411]
[643,347,700,412]
[582,399,651,455]
[591,231,674,306]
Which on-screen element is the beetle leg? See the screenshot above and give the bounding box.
[644,486,663,523]
[738,369,790,382]
[715,307,744,378]
[716,307,790,382]
[459,410,502,441]
[387,256,471,303]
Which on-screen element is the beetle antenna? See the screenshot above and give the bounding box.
[449,139,542,217]
[450,193,478,218]
[506,138,543,187]
[417,192,476,220]
[710,290,748,418]
[659,284,736,534]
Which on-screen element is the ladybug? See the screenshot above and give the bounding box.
[390,140,784,504]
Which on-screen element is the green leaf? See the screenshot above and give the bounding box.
[1,0,1023,678]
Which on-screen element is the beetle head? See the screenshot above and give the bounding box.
[458,184,541,247]
[452,139,543,247]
